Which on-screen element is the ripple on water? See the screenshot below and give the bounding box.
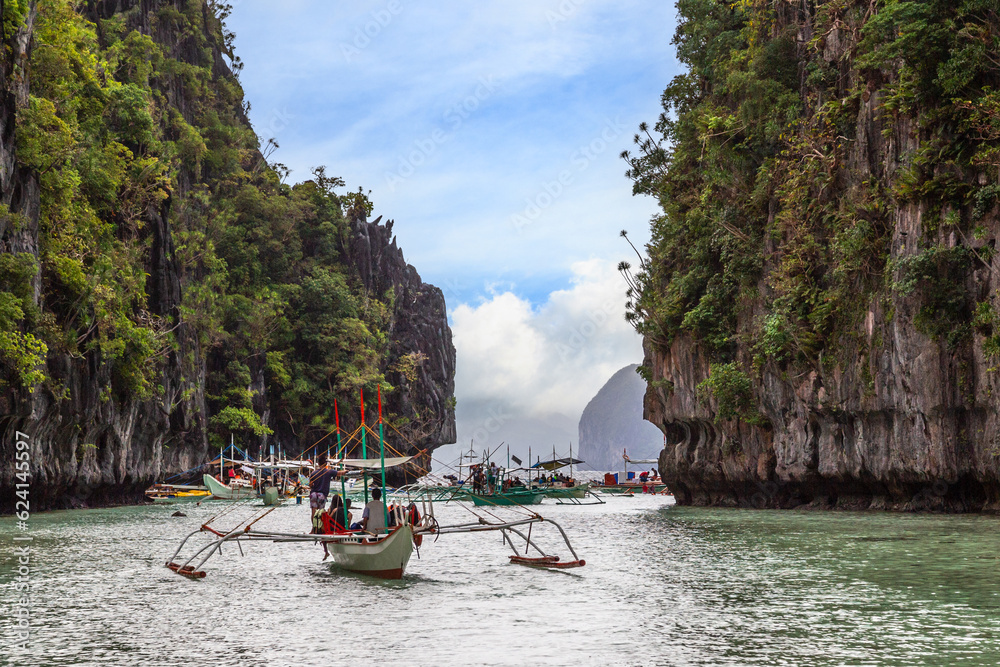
[1,499,999,666]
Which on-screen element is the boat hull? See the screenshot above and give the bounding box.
[469,490,546,506]
[150,491,211,503]
[325,525,414,579]
[543,485,589,499]
[598,483,668,494]
[203,474,256,500]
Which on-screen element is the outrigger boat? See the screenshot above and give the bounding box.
[529,446,602,505]
[145,484,211,503]
[202,474,257,500]
[469,487,547,506]
[593,450,669,495]
[166,388,587,580]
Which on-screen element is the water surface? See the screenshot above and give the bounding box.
[1,497,998,666]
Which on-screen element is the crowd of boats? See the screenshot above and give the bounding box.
[160,388,670,581]
[147,448,668,507]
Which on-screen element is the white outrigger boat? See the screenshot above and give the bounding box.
[202,474,256,500]
[166,389,586,580]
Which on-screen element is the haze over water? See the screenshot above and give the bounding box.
[2,498,998,666]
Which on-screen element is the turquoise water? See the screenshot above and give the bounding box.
[1,497,998,666]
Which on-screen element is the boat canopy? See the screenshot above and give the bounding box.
[531,457,584,471]
[622,454,658,465]
[206,458,314,469]
[337,455,413,470]
[247,459,314,470]
[207,456,258,466]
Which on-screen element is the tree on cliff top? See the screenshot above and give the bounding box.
[623,0,1000,381]
[1,0,401,449]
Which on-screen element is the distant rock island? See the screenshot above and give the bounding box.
[577,364,663,471]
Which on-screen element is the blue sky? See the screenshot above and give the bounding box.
[226,1,682,459]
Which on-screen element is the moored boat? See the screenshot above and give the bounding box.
[527,450,603,504]
[542,483,590,500]
[469,488,547,506]
[203,474,256,500]
[596,479,668,494]
[593,450,669,495]
[146,484,211,503]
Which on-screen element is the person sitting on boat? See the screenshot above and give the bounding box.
[309,455,337,534]
[360,487,387,534]
[325,493,348,532]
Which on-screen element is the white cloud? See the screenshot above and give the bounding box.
[228,1,677,288]
[452,258,641,418]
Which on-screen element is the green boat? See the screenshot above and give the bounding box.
[542,484,589,500]
[468,488,547,506]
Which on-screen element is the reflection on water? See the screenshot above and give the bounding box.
[1,497,998,666]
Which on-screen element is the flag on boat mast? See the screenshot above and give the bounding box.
[511,454,522,466]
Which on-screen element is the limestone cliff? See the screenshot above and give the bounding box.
[346,211,456,480]
[578,364,663,471]
[0,0,455,511]
[628,1,1000,511]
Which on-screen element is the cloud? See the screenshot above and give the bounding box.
[227,1,678,299]
[452,258,642,419]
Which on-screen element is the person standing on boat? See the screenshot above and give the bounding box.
[309,455,337,534]
[360,487,386,534]
[486,463,497,494]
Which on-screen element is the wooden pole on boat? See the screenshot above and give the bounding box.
[336,400,348,527]
[361,389,370,504]
[378,385,388,531]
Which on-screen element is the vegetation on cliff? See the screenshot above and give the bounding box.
[623,0,1000,407]
[0,0,434,449]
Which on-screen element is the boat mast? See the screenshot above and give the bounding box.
[360,389,370,504]
[335,399,348,527]
[378,385,388,531]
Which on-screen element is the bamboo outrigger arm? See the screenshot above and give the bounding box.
[416,515,585,569]
[166,513,585,579]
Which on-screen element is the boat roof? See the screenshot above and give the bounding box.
[531,457,584,471]
[622,454,658,465]
[336,455,414,470]
[249,459,314,469]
